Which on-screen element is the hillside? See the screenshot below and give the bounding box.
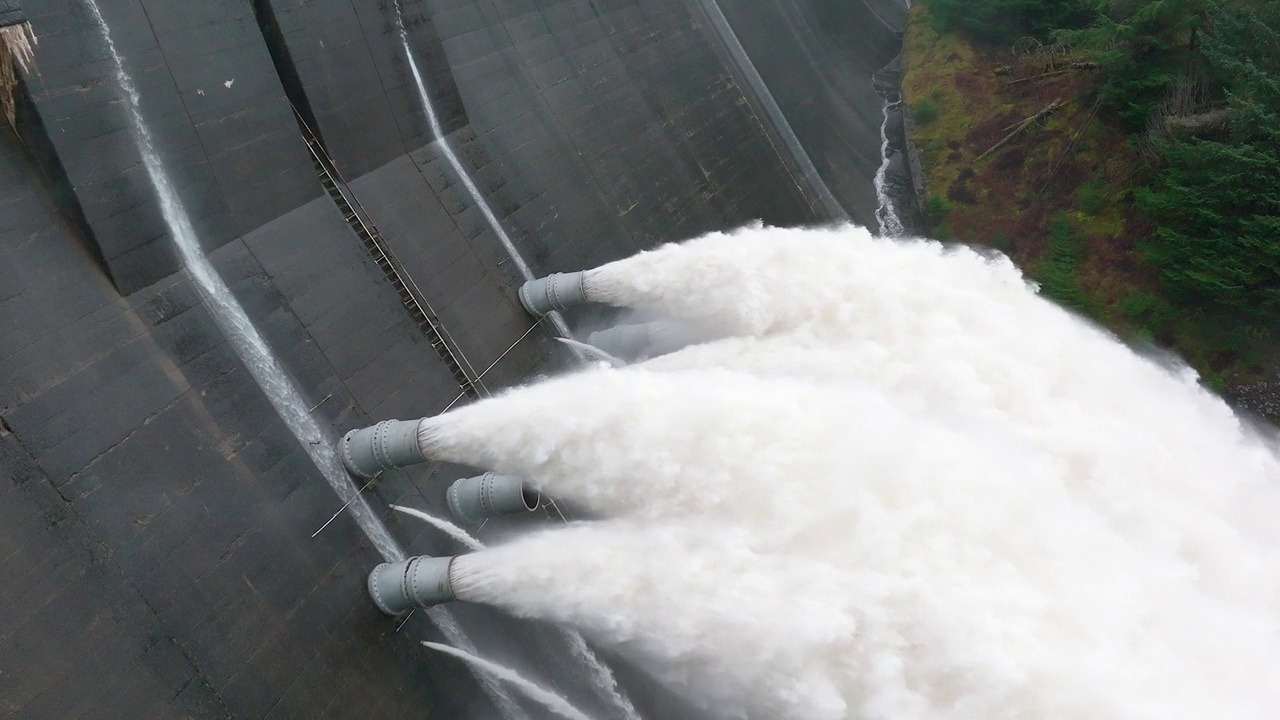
[901,3,1279,416]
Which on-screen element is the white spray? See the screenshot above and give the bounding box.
[427,224,1280,720]
[395,502,642,720]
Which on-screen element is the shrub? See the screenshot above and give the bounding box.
[926,193,951,219]
[1036,214,1094,313]
[1077,178,1108,216]
[990,231,1013,253]
[922,0,1096,45]
[1118,288,1176,335]
[912,98,939,126]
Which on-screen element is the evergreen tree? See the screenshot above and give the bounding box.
[1138,3,1280,320]
[923,0,1097,45]
[1058,0,1212,127]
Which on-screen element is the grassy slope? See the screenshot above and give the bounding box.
[901,4,1276,395]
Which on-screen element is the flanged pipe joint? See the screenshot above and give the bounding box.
[340,420,424,479]
[367,556,457,615]
[447,473,540,524]
[518,272,588,316]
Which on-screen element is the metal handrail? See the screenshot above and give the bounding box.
[290,104,486,397]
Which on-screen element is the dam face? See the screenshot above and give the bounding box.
[0,0,901,717]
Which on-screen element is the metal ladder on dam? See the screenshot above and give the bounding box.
[293,110,483,400]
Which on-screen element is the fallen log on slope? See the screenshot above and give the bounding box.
[1007,62,1097,86]
[976,100,1062,163]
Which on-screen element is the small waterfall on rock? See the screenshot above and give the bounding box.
[874,98,904,237]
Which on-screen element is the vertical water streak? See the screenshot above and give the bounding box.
[560,630,645,720]
[390,3,574,341]
[425,608,531,720]
[390,6,641,717]
[874,98,904,237]
[424,643,596,720]
[393,500,643,720]
[82,0,402,563]
[83,5,528,719]
[693,0,849,222]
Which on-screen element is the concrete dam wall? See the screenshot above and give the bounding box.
[0,0,901,717]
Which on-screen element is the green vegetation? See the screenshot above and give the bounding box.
[912,98,940,125]
[1037,215,1095,314]
[1076,178,1108,216]
[1137,4,1280,322]
[926,193,951,220]
[923,0,1095,44]
[907,0,1280,406]
[1118,288,1177,340]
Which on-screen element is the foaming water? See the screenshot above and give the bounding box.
[394,498,642,720]
[427,224,1280,719]
[874,98,904,237]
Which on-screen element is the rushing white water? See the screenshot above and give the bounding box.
[874,98,904,237]
[84,6,531,719]
[424,223,1280,720]
[388,2,574,342]
[424,642,594,720]
[394,505,643,720]
[694,0,848,222]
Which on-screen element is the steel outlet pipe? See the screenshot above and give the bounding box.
[586,324,653,359]
[340,419,424,479]
[447,473,540,524]
[518,272,589,316]
[587,320,706,361]
[367,556,457,615]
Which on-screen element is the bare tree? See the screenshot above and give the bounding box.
[1140,69,1229,160]
[1,21,37,131]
